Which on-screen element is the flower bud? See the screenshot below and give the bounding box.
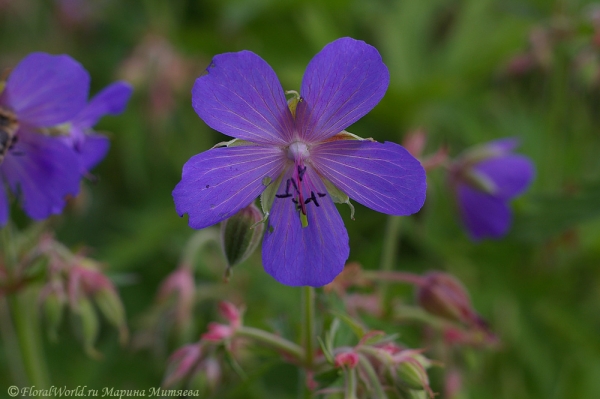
[334,351,359,369]
[95,288,128,345]
[163,343,203,387]
[218,301,242,329]
[397,359,429,391]
[73,297,101,358]
[392,351,434,397]
[416,272,477,326]
[39,280,67,342]
[157,267,195,326]
[201,322,233,342]
[220,203,264,268]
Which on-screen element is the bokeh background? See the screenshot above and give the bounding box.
[1,0,600,398]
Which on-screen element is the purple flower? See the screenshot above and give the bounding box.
[62,81,132,173]
[449,138,535,240]
[0,52,90,225]
[173,38,426,287]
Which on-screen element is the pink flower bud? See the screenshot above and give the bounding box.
[334,351,359,369]
[201,322,233,342]
[163,343,203,387]
[218,301,242,329]
[416,272,482,327]
[157,267,195,325]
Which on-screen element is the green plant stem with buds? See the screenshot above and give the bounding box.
[0,225,51,390]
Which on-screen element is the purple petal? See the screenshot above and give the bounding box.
[262,167,349,286]
[192,51,294,145]
[296,38,389,142]
[2,52,90,126]
[311,140,426,215]
[457,183,511,240]
[0,181,9,226]
[1,130,81,220]
[79,134,110,171]
[74,81,133,128]
[474,155,534,199]
[173,145,285,229]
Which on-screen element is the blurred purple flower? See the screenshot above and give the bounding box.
[449,138,535,240]
[173,37,426,287]
[0,52,89,225]
[62,81,132,173]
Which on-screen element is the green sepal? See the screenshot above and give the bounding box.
[322,178,355,220]
[260,173,283,219]
[211,138,254,149]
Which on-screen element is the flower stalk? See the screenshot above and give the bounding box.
[379,215,403,306]
[303,286,316,369]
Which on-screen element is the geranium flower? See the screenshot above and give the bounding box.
[62,81,132,173]
[449,138,535,240]
[0,52,89,225]
[173,37,426,286]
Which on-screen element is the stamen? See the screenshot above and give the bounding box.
[297,165,307,181]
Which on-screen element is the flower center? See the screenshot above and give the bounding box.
[286,141,309,162]
[275,142,328,228]
[0,106,19,164]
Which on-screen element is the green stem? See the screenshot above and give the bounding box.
[235,326,304,361]
[345,367,358,399]
[379,216,403,305]
[1,225,52,390]
[9,289,51,389]
[0,297,27,386]
[302,286,315,369]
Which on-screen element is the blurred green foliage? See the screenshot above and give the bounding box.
[2,0,600,398]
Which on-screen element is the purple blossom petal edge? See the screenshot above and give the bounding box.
[312,140,426,215]
[2,52,90,126]
[296,37,389,142]
[192,51,294,146]
[1,130,81,220]
[173,145,285,229]
[74,81,133,128]
[457,184,511,240]
[262,167,349,286]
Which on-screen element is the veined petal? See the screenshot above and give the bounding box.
[192,51,294,145]
[262,167,349,287]
[457,184,511,240]
[173,145,285,229]
[296,38,389,142]
[1,130,81,220]
[0,180,8,226]
[311,140,426,216]
[474,155,534,200]
[74,81,133,128]
[2,52,89,126]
